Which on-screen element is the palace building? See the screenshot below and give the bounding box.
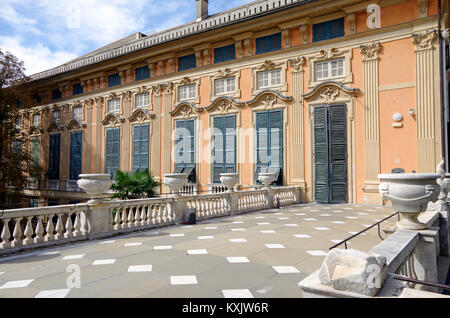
[16,0,450,207]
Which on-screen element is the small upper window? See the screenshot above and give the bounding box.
[256,33,282,55]
[73,83,83,96]
[33,113,41,125]
[214,77,236,95]
[108,98,121,113]
[108,73,121,87]
[135,66,150,81]
[52,89,62,100]
[178,84,196,101]
[52,109,61,123]
[214,44,236,64]
[313,18,345,42]
[178,54,196,72]
[257,69,281,89]
[315,58,345,81]
[135,93,150,108]
[73,106,83,119]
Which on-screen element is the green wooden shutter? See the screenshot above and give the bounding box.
[213,115,236,183]
[175,120,185,169]
[314,106,329,203]
[132,124,149,171]
[213,116,224,183]
[105,127,120,178]
[48,134,60,180]
[329,104,347,203]
[174,119,196,183]
[30,137,40,177]
[69,132,82,180]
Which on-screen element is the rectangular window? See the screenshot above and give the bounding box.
[214,44,236,64]
[29,197,39,208]
[73,106,83,119]
[52,89,62,100]
[47,133,61,180]
[135,93,150,108]
[313,18,345,42]
[212,115,236,183]
[33,113,41,125]
[178,54,196,71]
[12,140,21,155]
[178,84,196,101]
[107,98,121,113]
[255,110,283,186]
[73,83,83,96]
[30,137,40,174]
[257,69,281,89]
[214,77,236,96]
[132,124,150,171]
[135,66,150,81]
[175,119,196,183]
[108,73,121,87]
[33,94,42,104]
[315,58,345,81]
[52,109,61,123]
[105,127,120,178]
[256,33,282,55]
[69,132,82,180]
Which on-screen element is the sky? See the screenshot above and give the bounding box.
[0,0,250,76]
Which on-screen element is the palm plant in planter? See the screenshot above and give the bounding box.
[110,170,159,200]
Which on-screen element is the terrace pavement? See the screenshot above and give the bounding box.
[0,203,396,298]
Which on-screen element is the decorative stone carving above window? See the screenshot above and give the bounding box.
[170,102,203,119]
[251,60,287,96]
[67,118,87,130]
[246,90,291,110]
[307,47,353,88]
[302,81,359,108]
[209,68,241,101]
[101,112,125,127]
[128,108,156,123]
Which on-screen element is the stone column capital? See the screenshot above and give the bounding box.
[411,30,437,52]
[360,42,381,62]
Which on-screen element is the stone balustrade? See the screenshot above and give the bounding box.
[0,185,301,256]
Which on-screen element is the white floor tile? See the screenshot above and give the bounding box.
[187,249,208,255]
[332,210,344,213]
[255,216,266,219]
[331,221,346,224]
[303,218,317,221]
[233,216,244,219]
[293,234,311,239]
[62,254,85,260]
[295,213,306,216]
[284,224,298,227]
[265,244,285,249]
[99,240,115,245]
[346,216,358,219]
[39,251,60,255]
[145,231,160,236]
[0,279,34,289]
[124,242,142,247]
[170,275,198,285]
[231,228,246,231]
[181,226,193,229]
[92,259,116,266]
[261,230,276,234]
[278,217,289,220]
[229,238,247,243]
[222,289,254,298]
[344,208,353,210]
[309,210,320,212]
[257,222,270,225]
[315,227,330,231]
[348,231,366,236]
[170,234,185,237]
[320,214,331,217]
[198,236,214,240]
[35,289,70,298]
[0,272,4,276]
[306,250,327,256]
[226,257,250,263]
[357,212,368,215]
[128,265,152,272]
[272,266,300,274]
[273,212,283,215]
[154,245,173,250]
[232,221,244,224]
[204,226,218,230]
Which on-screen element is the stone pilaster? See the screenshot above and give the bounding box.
[95,97,103,173]
[60,105,69,186]
[282,29,291,49]
[152,86,162,186]
[412,31,438,172]
[163,83,173,180]
[289,56,306,200]
[85,99,93,173]
[360,42,382,203]
[121,91,132,171]
[244,38,252,57]
[299,24,308,45]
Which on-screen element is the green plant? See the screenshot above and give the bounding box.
[110,170,159,200]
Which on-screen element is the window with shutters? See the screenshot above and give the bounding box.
[69,131,82,180]
[255,33,282,55]
[135,93,150,108]
[214,44,236,64]
[30,137,40,175]
[255,110,283,185]
[107,98,121,113]
[108,73,121,87]
[72,83,83,96]
[33,113,41,125]
[132,124,150,171]
[52,109,61,123]
[313,18,345,42]
[212,115,236,183]
[178,54,196,71]
[105,127,120,178]
[52,89,62,100]
[178,84,196,101]
[257,69,282,89]
[47,133,61,180]
[73,105,83,119]
[315,59,345,81]
[135,66,150,81]
[12,140,21,155]
[214,77,236,96]
[174,119,196,183]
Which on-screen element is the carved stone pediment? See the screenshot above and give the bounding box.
[128,109,156,123]
[135,85,152,95]
[316,48,342,60]
[302,81,360,105]
[101,112,125,126]
[246,90,292,108]
[47,121,63,133]
[170,102,203,118]
[258,60,280,71]
[289,56,306,72]
[216,68,234,78]
[206,97,244,113]
[180,77,193,86]
[67,119,87,130]
[29,124,42,136]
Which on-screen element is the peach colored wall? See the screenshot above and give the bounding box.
[290,27,302,47]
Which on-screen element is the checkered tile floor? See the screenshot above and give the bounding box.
[0,203,395,298]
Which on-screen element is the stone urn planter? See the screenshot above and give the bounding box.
[220,173,239,192]
[163,173,188,197]
[258,172,277,188]
[378,173,440,230]
[77,174,113,204]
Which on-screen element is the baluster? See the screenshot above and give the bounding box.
[23,216,34,245]
[127,207,134,228]
[140,206,147,227]
[73,212,81,237]
[0,218,11,248]
[54,214,64,240]
[157,205,162,223]
[150,205,156,224]
[32,215,43,244]
[162,205,168,223]
[145,205,152,225]
[121,208,128,229]
[11,217,23,247]
[80,210,88,236]
[45,215,55,241]
[64,213,73,239]
[133,207,140,227]
[114,209,121,230]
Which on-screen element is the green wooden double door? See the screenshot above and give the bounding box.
[314,104,348,204]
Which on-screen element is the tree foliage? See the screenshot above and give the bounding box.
[110,170,160,200]
[0,48,36,208]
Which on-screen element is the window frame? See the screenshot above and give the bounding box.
[314,58,345,81]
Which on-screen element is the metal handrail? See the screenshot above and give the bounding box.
[391,274,450,291]
[329,211,400,250]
